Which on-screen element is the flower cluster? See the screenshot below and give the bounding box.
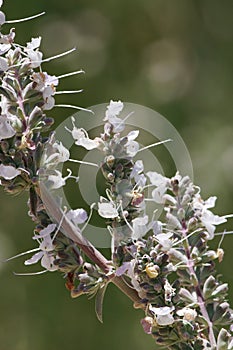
[1,3,233,349]
[114,172,233,349]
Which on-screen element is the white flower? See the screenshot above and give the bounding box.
[155,232,173,252]
[76,136,100,150]
[132,215,149,240]
[201,210,227,239]
[149,305,175,326]
[32,72,59,91]
[0,0,3,8]
[193,195,228,239]
[177,307,197,322]
[98,198,119,219]
[25,38,43,68]
[104,100,124,132]
[125,130,139,157]
[33,224,57,240]
[52,141,70,163]
[26,37,41,50]
[25,224,57,272]
[44,141,70,165]
[26,49,43,68]
[0,115,16,139]
[118,259,142,294]
[147,171,169,203]
[0,164,20,179]
[32,72,58,110]
[70,119,100,150]
[48,170,68,189]
[66,208,88,225]
[130,160,147,187]
[164,280,176,302]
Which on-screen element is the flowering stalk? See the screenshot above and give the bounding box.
[0,3,232,349]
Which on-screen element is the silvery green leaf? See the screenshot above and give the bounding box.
[217,328,231,350]
[203,275,216,299]
[95,282,109,323]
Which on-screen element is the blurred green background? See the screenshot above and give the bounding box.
[0,0,233,349]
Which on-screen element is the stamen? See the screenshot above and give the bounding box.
[54,104,93,113]
[5,12,45,24]
[138,139,172,153]
[4,247,40,262]
[215,231,233,236]
[57,70,85,79]
[80,203,96,233]
[69,159,99,168]
[55,89,83,95]
[114,111,134,132]
[42,47,76,63]
[52,207,67,243]
[173,228,202,246]
[13,270,48,276]
[120,201,133,232]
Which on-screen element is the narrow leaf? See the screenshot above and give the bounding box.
[95,283,109,323]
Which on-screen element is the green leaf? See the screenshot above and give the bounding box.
[217,328,231,350]
[203,275,216,299]
[95,282,109,323]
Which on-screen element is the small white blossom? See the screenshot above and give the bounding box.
[44,141,70,165]
[70,119,100,150]
[32,72,59,91]
[25,37,43,68]
[147,171,169,203]
[149,305,175,326]
[66,208,88,225]
[0,164,20,180]
[98,198,119,218]
[104,100,124,132]
[76,136,100,150]
[26,37,41,50]
[33,224,57,240]
[177,307,197,322]
[193,195,229,239]
[125,130,139,157]
[25,224,57,272]
[0,115,16,139]
[48,170,66,189]
[132,215,149,240]
[155,232,173,252]
[130,160,147,187]
[164,280,176,302]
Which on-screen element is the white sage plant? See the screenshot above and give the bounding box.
[0,3,232,350]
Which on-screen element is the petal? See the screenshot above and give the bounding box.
[33,223,56,239]
[75,137,99,150]
[0,164,20,179]
[98,202,118,218]
[41,253,57,271]
[24,251,44,265]
[105,100,124,119]
[66,208,88,225]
